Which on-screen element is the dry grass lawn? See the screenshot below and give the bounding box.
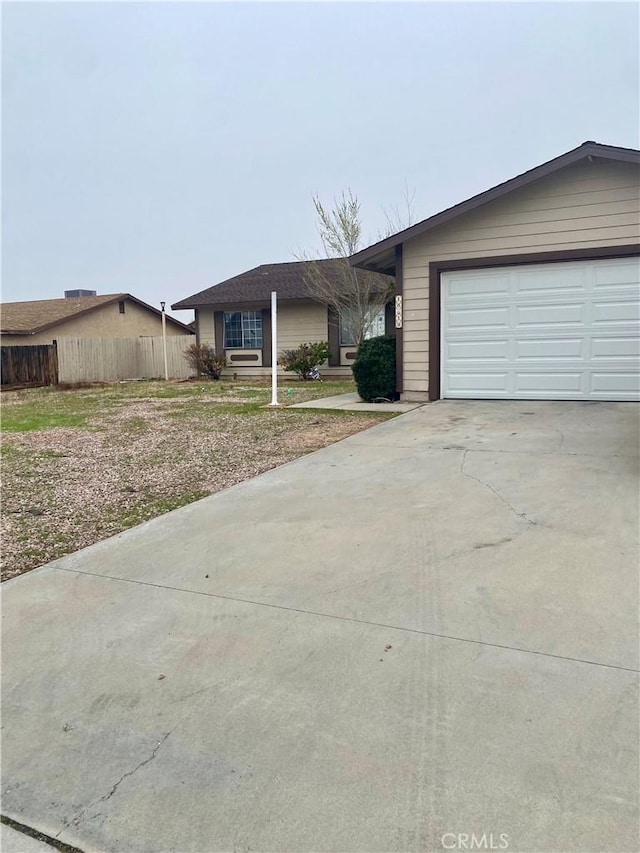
[1,379,391,581]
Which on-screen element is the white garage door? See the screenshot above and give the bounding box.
[441,256,640,400]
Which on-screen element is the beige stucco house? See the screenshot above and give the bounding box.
[351,141,640,402]
[172,260,394,377]
[1,293,194,346]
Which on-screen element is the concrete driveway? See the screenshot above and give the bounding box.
[2,401,638,853]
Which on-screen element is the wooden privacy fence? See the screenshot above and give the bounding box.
[54,335,195,383]
[56,335,195,383]
[1,344,59,387]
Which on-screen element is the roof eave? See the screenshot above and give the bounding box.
[350,141,640,274]
[172,293,314,311]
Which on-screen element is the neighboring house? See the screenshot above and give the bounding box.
[172,260,394,377]
[0,292,195,345]
[351,141,640,402]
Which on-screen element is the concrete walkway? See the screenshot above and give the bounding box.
[2,401,638,852]
[290,391,422,413]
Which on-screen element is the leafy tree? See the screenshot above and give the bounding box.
[184,343,226,380]
[278,342,331,380]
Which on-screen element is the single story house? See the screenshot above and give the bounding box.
[0,292,195,346]
[351,141,640,402]
[172,260,394,377]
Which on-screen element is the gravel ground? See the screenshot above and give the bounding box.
[1,382,387,581]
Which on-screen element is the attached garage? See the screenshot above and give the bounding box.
[350,141,640,403]
[440,255,640,401]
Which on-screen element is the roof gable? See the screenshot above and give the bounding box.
[1,294,194,336]
[350,141,640,274]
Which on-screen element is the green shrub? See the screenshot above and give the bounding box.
[278,342,332,380]
[184,344,227,380]
[352,335,396,402]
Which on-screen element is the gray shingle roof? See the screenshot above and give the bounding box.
[172,260,392,310]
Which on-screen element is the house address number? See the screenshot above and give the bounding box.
[395,295,403,328]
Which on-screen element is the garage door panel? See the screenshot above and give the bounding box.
[516,338,584,359]
[590,372,640,395]
[593,260,640,288]
[516,303,585,326]
[591,337,640,360]
[441,256,640,401]
[447,372,509,393]
[517,265,586,292]
[515,372,584,393]
[446,307,510,329]
[445,339,510,360]
[447,272,510,297]
[591,300,640,324]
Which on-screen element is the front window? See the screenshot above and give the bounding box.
[223,311,263,348]
[339,306,385,346]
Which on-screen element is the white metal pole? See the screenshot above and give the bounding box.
[269,290,278,406]
[161,302,169,381]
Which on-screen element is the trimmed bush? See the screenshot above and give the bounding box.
[184,343,227,380]
[352,335,396,402]
[278,341,331,380]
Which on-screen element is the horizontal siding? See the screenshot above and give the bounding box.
[277,301,328,351]
[198,309,215,348]
[401,159,640,396]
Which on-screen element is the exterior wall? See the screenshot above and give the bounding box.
[197,308,216,348]
[277,300,328,350]
[1,299,189,347]
[194,299,351,376]
[196,299,344,368]
[401,159,640,399]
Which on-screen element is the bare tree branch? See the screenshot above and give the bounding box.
[380,178,417,240]
[296,190,394,346]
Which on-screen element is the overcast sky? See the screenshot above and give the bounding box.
[3,1,639,322]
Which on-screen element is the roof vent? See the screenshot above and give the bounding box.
[64,289,97,298]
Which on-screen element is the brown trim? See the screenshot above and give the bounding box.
[327,306,340,367]
[395,245,404,395]
[229,353,260,362]
[384,300,394,336]
[261,307,272,367]
[428,243,640,401]
[185,301,271,313]
[350,142,640,274]
[194,309,200,346]
[214,311,224,354]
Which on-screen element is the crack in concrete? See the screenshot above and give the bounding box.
[57,732,171,837]
[460,449,536,526]
[343,441,634,459]
[56,567,639,673]
[100,732,170,803]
